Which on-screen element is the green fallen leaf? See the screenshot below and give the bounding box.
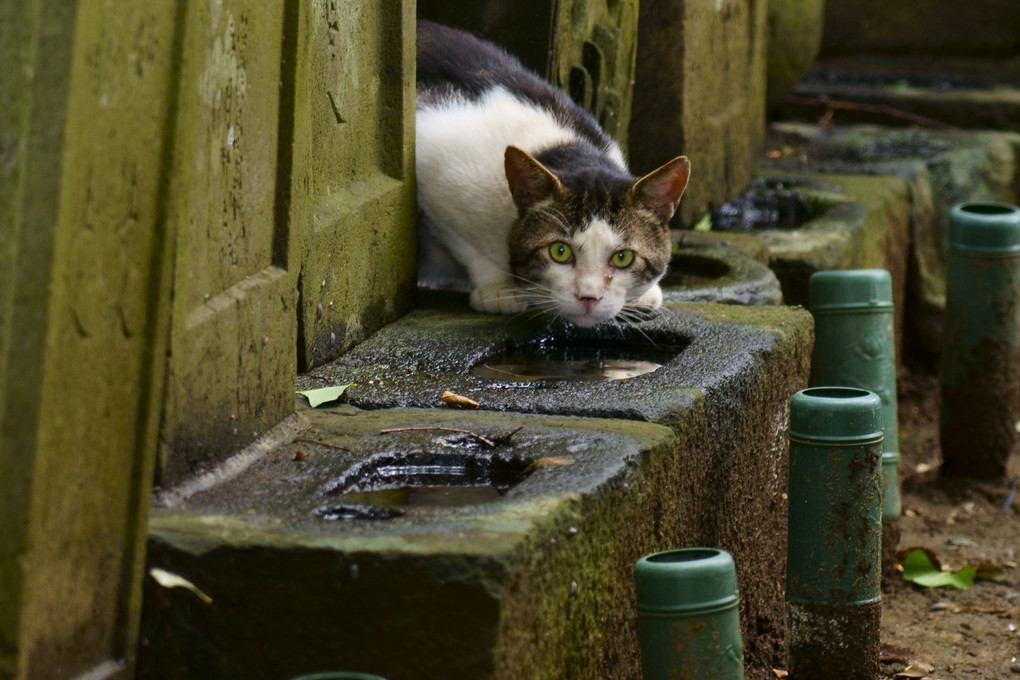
[149,567,213,604]
[692,213,713,232]
[297,384,354,408]
[901,549,976,590]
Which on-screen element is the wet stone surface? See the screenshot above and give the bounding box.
[295,303,781,427]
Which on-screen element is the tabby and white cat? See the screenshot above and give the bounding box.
[415,20,690,327]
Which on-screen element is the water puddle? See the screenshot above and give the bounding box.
[471,337,680,382]
[342,485,504,507]
[713,185,833,232]
[317,452,530,515]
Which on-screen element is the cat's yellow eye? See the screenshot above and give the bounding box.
[611,249,635,268]
[549,241,573,263]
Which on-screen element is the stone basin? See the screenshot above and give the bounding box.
[296,301,804,432]
[711,171,910,358]
[141,408,678,679]
[661,237,784,306]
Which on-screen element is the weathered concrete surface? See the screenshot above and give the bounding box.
[662,238,784,305]
[417,0,640,148]
[303,300,814,670]
[158,0,300,488]
[631,0,768,228]
[142,301,813,677]
[763,123,1020,365]
[766,0,825,107]
[679,229,775,266]
[292,1,417,369]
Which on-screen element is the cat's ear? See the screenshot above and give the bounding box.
[632,156,691,223]
[504,146,564,212]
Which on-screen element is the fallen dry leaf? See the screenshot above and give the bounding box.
[771,670,789,679]
[895,661,935,678]
[523,456,575,474]
[974,561,1008,582]
[149,568,213,604]
[440,390,480,409]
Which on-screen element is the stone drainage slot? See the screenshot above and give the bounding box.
[712,185,834,232]
[316,451,532,518]
[471,337,682,382]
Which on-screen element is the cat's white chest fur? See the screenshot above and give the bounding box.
[416,86,625,293]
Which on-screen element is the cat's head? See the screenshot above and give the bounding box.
[504,146,690,327]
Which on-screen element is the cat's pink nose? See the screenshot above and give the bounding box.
[579,296,601,313]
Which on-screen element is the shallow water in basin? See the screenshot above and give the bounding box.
[341,484,504,507]
[471,338,679,382]
[319,452,529,513]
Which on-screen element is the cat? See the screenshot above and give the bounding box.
[415,19,690,328]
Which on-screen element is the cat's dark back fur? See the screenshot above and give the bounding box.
[417,20,614,155]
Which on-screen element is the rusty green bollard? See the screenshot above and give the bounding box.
[634,548,744,680]
[809,269,901,572]
[940,201,1020,480]
[787,387,883,680]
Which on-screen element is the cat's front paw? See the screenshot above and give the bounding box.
[630,284,663,309]
[470,284,528,315]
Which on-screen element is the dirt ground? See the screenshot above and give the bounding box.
[877,366,1020,678]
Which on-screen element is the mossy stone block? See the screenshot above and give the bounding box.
[1,2,179,677]
[140,409,678,679]
[766,0,825,107]
[292,1,417,369]
[295,300,813,671]
[157,0,299,488]
[662,238,784,305]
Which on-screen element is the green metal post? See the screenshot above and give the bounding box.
[787,387,883,680]
[809,269,900,571]
[939,202,1020,480]
[634,548,744,680]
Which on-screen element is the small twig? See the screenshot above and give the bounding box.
[783,95,958,130]
[478,364,555,381]
[379,426,496,448]
[293,437,351,452]
[492,426,525,447]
